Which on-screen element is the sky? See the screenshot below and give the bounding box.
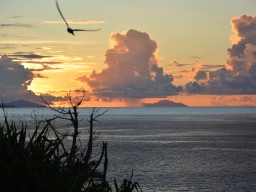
[0,0,256,107]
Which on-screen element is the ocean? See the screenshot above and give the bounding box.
[1,107,256,192]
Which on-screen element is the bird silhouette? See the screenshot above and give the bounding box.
[55,0,100,35]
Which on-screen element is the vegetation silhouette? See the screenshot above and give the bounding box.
[0,97,142,192]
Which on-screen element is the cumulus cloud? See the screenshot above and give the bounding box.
[78,29,182,99]
[226,15,256,76]
[170,60,203,81]
[186,15,256,95]
[194,71,208,82]
[0,55,65,103]
[0,55,38,101]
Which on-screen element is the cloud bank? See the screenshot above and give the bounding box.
[0,55,38,101]
[186,15,256,94]
[78,29,182,99]
[0,55,63,103]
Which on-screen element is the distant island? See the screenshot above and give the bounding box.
[143,100,188,107]
[2,99,46,108]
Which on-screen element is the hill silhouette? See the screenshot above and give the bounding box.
[143,99,188,107]
[4,99,45,108]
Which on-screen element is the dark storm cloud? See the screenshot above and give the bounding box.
[78,29,182,99]
[185,15,256,95]
[0,55,62,103]
[0,55,37,101]
[0,55,33,87]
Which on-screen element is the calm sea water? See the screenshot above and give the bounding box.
[1,107,256,192]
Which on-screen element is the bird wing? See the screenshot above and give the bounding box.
[73,28,101,31]
[56,0,69,28]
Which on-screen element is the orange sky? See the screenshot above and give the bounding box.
[0,1,256,107]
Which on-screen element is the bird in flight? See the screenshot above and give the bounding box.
[55,0,100,35]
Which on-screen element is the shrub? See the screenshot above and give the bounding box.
[0,99,142,192]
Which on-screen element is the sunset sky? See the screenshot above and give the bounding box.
[0,0,256,107]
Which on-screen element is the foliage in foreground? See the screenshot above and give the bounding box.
[0,99,142,192]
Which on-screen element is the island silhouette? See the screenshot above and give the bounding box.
[143,99,188,107]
